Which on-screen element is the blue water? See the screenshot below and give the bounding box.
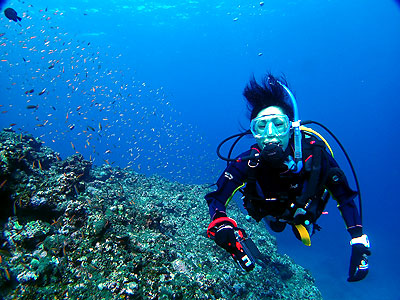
[1,0,399,299]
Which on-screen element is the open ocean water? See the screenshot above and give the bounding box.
[1,0,399,299]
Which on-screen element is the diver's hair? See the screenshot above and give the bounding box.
[243,73,295,121]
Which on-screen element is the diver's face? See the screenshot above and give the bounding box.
[251,106,291,151]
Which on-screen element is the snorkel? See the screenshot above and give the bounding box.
[277,82,303,173]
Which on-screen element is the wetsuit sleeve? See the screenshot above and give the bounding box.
[324,154,363,237]
[205,159,248,220]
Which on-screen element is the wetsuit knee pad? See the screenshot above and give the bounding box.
[264,217,287,232]
[269,220,286,232]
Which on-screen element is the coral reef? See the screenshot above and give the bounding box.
[0,129,322,299]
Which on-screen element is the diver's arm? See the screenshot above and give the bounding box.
[324,154,362,235]
[205,159,248,219]
[324,154,370,282]
[205,158,256,272]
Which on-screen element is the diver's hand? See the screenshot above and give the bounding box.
[347,235,371,282]
[207,214,237,252]
[207,215,255,272]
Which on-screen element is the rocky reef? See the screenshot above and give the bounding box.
[0,129,322,299]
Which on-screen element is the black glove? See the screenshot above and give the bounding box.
[348,235,371,282]
[207,215,255,272]
[207,215,238,252]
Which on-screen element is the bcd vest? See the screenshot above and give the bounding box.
[243,137,331,225]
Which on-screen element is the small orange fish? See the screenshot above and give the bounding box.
[4,268,11,281]
[38,160,42,171]
[13,200,17,215]
[0,179,7,189]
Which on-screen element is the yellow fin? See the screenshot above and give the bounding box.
[294,224,311,246]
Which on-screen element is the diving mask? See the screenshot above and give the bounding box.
[250,114,291,139]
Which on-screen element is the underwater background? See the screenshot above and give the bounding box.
[1,0,399,299]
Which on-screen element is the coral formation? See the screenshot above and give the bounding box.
[0,129,322,299]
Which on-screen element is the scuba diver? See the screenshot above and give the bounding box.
[205,74,371,282]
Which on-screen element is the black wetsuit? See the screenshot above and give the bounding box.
[205,138,363,236]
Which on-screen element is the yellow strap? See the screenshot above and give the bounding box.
[300,126,334,157]
[294,224,311,246]
[225,183,245,207]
